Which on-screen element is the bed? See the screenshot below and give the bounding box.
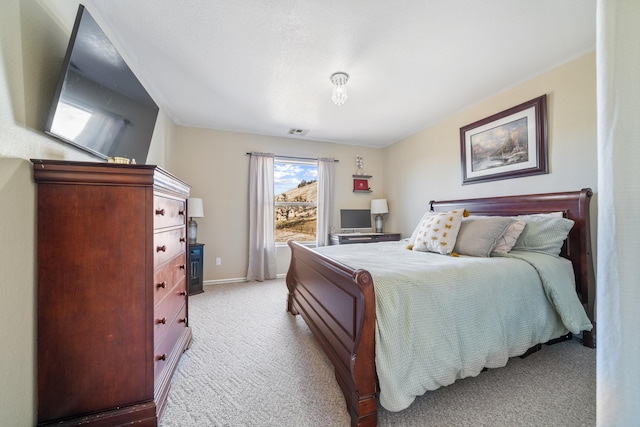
[285,189,595,427]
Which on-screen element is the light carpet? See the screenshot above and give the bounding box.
[160,279,595,427]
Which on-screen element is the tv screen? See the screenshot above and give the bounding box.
[340,209,372,231]
[44,5,159,162]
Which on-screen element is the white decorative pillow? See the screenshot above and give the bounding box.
[492,219,526,254]
[407,211,437,248]
[412,209,465,255]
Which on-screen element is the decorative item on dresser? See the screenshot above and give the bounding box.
[32,159,192,427]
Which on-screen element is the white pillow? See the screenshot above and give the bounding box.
[412,209,465,255]
[512,214,575,256]
[492,212,561,254]
[408,211,437,247]
[492,219,526,254]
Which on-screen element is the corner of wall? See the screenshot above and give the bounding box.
[0,158,37,426]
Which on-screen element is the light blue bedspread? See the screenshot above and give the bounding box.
[315,242,592,412]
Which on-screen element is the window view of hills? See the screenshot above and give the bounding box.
[275,179,317,243]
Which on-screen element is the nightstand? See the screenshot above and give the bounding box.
[188,243,205,295]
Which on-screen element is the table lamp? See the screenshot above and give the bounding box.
[188,198,204,244]
[371,199,389,233]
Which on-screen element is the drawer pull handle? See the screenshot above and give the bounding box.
[179,291,187,296]
[157,354,167,361]
[179,317,187,324]
[157,245,166,252]
[179,209,185,216]
[155,208,165,216]
[180,237,186,243]
[157,281,167,289]
[157,317,167,325]
[179,264,186,270]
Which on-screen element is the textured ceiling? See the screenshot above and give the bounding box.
[45,0,596,148]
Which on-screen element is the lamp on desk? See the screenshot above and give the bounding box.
[371,199,388,233]
[188,198,204,244]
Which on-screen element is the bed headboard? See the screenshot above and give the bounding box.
[429,188,595,348]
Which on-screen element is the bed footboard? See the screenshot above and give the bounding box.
[286,241,378,427]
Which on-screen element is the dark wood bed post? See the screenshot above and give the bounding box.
[286,242,378,426]
[576,188,596,348]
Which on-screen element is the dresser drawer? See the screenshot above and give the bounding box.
[154,196,186,230]
[153,303,187,384]
[154,228,186,267]
[154,277,187,347]
[153,253,186,307]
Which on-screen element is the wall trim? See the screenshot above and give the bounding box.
[203,273,286,287]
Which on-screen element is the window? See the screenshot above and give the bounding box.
[274,159,317,243]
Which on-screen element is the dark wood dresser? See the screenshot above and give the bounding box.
[32,159,192,426]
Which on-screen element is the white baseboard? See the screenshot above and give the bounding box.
[203,273,286,287]
[203,278,247,286]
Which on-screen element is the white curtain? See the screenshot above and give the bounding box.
[596,0,640,425]
[247,152,276,281]
[316,158,335,247]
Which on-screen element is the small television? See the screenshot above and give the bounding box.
[340,209,372,232]
[44,5,159,162]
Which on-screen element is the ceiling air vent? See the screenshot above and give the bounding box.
[287,128,309,136]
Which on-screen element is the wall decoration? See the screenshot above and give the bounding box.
[352,155,372,192]
[460,95,548,184]
[355,155,364,175]
[353,177,371,192]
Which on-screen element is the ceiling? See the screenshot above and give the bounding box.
[44,0,596,148]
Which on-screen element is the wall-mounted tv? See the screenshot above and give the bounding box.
[44,5,159,162]
[340,209,372,232]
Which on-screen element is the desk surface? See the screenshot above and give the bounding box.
[331,232,385,236]
[329,232,401,245]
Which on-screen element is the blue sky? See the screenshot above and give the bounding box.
[274,161,317,196]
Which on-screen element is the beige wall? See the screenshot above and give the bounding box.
[171,127,386,282]
[0,1,174,424]
[384,52,597,240]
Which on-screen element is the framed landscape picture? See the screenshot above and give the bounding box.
[460,95,548,185]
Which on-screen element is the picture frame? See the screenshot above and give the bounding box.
[460,95,548,185]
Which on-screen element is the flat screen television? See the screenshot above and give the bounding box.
[340,209,372,232]
[44,5,159,162]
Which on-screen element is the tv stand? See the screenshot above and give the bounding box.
[329,232,401,245]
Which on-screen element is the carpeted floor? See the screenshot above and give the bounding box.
[160,279,595,427]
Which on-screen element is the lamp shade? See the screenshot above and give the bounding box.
[188,198,204,218]
[371,199,389,214]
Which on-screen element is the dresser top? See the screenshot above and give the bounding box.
[31,159,190,196]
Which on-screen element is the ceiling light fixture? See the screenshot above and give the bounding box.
[330,72,349,105]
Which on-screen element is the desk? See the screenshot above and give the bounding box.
[329,232,401,245]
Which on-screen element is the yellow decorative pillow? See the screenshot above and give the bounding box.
[412,209,465,255]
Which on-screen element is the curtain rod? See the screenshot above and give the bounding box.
[246,153,339,162]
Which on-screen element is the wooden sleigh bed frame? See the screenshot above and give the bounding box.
[285,188,596,427]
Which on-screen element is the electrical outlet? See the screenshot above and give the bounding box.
[216,257,221,266]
